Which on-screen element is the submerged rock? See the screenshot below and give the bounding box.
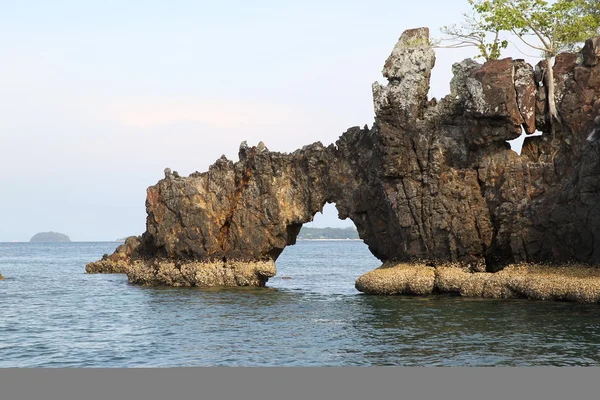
[89,28,600,299]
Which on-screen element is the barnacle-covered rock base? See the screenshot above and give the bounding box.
[356,263,600,303]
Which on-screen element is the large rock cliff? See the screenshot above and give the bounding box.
[87,28,600,293]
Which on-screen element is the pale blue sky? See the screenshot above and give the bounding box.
[0,1,536,241]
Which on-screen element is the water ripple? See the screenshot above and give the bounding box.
[2,242,600,366]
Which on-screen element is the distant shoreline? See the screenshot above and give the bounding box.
[297,226,359,240]
[297,238,362,241]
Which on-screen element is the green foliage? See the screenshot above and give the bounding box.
[471,0,600,56]
[574,0,600,34]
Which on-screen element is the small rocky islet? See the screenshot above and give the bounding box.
[30,232,71,243]
[87,28,600,303]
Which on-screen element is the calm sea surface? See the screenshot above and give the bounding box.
[2,241,600,367]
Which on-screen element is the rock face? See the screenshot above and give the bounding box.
[88,28,600,294]
[30,232,71,242]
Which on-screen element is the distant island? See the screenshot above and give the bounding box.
[297,227,359,240]
[30,232,71,243]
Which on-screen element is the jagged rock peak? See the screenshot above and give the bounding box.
[382,27,434,80]
[372,27,436,120]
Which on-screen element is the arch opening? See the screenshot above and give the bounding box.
[272,203,380,294]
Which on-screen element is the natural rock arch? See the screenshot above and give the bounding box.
[88,27,600,292]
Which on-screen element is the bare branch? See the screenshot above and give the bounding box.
[505,37,542,57]
[435,43,484,49]
[509,27,547,52]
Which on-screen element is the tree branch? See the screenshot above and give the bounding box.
[435,44,484,49]
[509,27,547,52]
[506,3,551,50]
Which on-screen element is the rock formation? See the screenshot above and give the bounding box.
[88,28,600,300]
[86,236,141,274]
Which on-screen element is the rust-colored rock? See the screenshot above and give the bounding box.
[514,60,537,134]
[472,57,524,128]
[88,30,600,294]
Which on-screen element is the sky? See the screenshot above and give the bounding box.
[0,0,540,241]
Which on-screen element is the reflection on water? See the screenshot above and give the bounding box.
[350,296,600,366]
[1,241,600,367]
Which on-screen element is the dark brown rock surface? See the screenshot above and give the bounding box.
[88,28,600,290]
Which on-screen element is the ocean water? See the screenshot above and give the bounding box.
[2,241,600,367]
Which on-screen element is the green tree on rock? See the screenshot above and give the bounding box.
[575,0,600,28]
[438,3,507,61]
[470,0,600,131]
